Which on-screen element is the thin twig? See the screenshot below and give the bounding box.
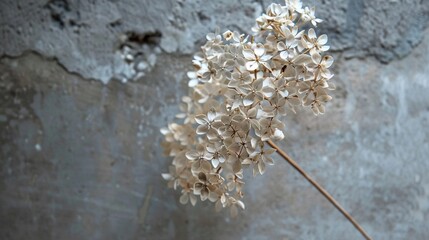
[267,140,372,240]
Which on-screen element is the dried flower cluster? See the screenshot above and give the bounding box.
[161,0,334,217]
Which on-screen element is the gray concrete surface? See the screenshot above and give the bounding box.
[1,0,429,239]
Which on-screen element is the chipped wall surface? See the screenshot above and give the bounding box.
[1,0,429,239]
[2,0,429,83]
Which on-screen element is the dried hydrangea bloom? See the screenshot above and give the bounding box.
[161,0,334,217]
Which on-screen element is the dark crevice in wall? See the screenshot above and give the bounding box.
[121,31,162,47]
[44,0,86,32]
[45,0,70,29]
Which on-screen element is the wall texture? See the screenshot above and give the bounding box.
[1,0,429,239]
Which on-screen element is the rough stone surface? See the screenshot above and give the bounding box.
[1,0,429,83]
[0,0,262,83]
[1,0,429,239]
[314,0,429,62]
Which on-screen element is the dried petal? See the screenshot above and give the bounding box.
[180,193,189,204]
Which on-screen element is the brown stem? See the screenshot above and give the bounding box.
[266,140,372,240]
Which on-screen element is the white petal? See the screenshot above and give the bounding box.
[212,121,223,129]
[319,94,333,102]
[264,156,274,165]
[187,71,197,79]
[292,54,311,65]
[264,148,276,155]
[236,200,245,210]
[196,124,208,134]
[190,194,197,206]
[279,89,289,98]
[262,86,274,98]
[308,28,316,39]
[193,183,202,194]
[175,113,186,118]
[253,164,259,176]
[318,34,328,45]
[281,25,292,37]
[212,158,220,168]
[284,66,296,78]
[280,51,289,60]
[208,192,218,202]
[242,49,255,60]
[232,114,245,122]
[260,54,272,61]
[188,79,199,87]
[260,61,272,71]
[258,160,266,174]
[233,159,242,173]
[186,150,200,160]
[243,94,254,106]
[161,173,172,180]
[194,115,207,124]
[320,45,330,51]
[242,158,253,165]
[311,51,322,64]
[249,151,259,158]
[248,107,258,117]
[160,128,169,135]
[272,128,285,140]
[254,47,265,57]
[207,111,217,122]
[287,96,301,105]
[206,33,215,41]
[318,104,325,114]
[277,41,287,51]
[200,188,209,201]
[250,119,261,130]
[245,61,259,71]
[323,55,334,68]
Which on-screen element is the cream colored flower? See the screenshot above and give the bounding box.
[300,6,323,26]
[161,0,334,216]
[243,45,272,71]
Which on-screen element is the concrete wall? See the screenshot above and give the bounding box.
[1,0,429,239]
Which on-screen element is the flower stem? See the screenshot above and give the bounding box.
[266,140,372,240]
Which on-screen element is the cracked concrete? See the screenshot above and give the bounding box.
[1,0,429,239]
[2,0,429,82]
